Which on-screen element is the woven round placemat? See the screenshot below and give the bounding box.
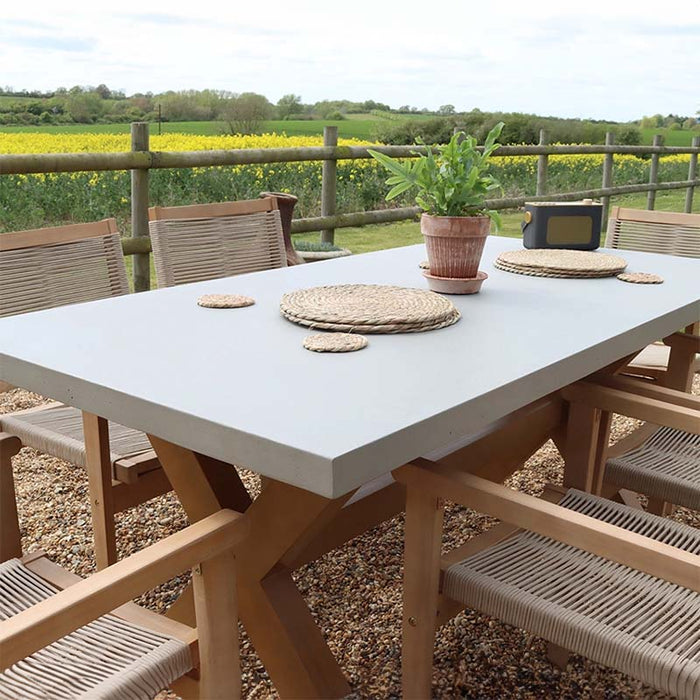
[303,333,368,353]
[495,249,627,278]
[197,294,255,308]
[617,272,664,284]
[494,260,617,279]
[280,285,460,334]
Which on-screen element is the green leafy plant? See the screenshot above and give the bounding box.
[368,122,505,228]
[293,240,343,252]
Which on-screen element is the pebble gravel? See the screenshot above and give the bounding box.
[3,378,697,699]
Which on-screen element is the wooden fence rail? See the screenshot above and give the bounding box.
[1,123,699,291]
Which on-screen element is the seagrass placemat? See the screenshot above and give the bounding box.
[494,260,618,279]
[495,249,627,278]
[281,285,460,334]
[303,333,368,352]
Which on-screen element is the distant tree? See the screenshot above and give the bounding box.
[683,117,697,129]
[362,99,390,112]
[66,90,103,123]
[615,126,641,145]
[437,104,456,116]
[221,93,273,134]
[277,94,302,120]
[158,89,223,121]
[95,84,112,100]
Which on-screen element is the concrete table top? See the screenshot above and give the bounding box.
[1,236,698,497]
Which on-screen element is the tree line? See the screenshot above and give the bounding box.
[0,85,697,145]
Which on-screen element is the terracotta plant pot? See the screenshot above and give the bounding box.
[421,213,491,278]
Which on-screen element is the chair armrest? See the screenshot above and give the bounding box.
[561,379,700,435]
[394,459,700,593]
[0,509,248,670]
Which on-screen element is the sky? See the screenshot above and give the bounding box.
[2,0,698,122]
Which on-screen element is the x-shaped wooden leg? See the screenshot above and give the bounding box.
[148,435,351,699]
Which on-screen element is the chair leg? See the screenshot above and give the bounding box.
[646,498,672,516]
[0,433,23,562]
[546,642,571,669]
[402,488,444,700]
[82,413,117,569]
[193,550,241,700]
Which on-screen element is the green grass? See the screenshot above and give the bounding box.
[640,128,699,147]
[0,113,431,141]
[293,190,698,255]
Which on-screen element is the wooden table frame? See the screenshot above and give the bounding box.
[81,390,566,699]
[103,342,694,699]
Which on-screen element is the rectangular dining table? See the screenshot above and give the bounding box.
[1,236,698,698]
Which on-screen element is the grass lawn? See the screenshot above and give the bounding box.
[293,190,699,255]
[0,113,419,141]
[640,128,699,147]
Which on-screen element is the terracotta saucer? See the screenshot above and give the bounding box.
[423,270,488,295]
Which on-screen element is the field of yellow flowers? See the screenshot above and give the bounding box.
[0,132,692,232]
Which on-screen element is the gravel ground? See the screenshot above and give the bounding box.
[3,379,698,699]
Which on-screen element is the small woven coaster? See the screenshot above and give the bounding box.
[617,272,664,284]
[197,294,255,308]
[303,333,368,353]
[418,260,430,270]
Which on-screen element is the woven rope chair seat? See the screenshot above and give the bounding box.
[280,285,461,334]
[606,426,700,511]
[444,489,700,700]
[628,343,700,372]
[0,559,192,700]
[0,405,152,469]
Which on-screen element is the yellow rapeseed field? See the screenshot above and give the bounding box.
[0,132,369,153]
[0,132,691,232]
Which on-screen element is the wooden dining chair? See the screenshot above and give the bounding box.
[0,432,248,700]
[564,373,700,514]
[605,207,700,385]
[148,196,294,288]
[0,219,171,569]
[393,383,700,700]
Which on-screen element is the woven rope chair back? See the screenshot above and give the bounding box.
[149,199,288,288]
[605,207,700,258]
[0,219,129,319]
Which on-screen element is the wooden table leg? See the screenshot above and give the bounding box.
[401,488,444,699]
[562,402,602,492]
[149,435,351,699]
[83,413,117,569]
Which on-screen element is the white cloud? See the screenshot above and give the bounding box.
[1,0,697,120]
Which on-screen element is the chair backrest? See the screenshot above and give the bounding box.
[0,219,129,319]
[148,198,288,288]
[605,207,700,258]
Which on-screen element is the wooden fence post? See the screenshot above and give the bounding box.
[601,132,614,227]
[130,122,150,292]
[685,135,699,213]
[321,126,338,245]
[647,134,663,210]
[536,129,548,196]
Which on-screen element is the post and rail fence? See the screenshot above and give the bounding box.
[1,123,698,292]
